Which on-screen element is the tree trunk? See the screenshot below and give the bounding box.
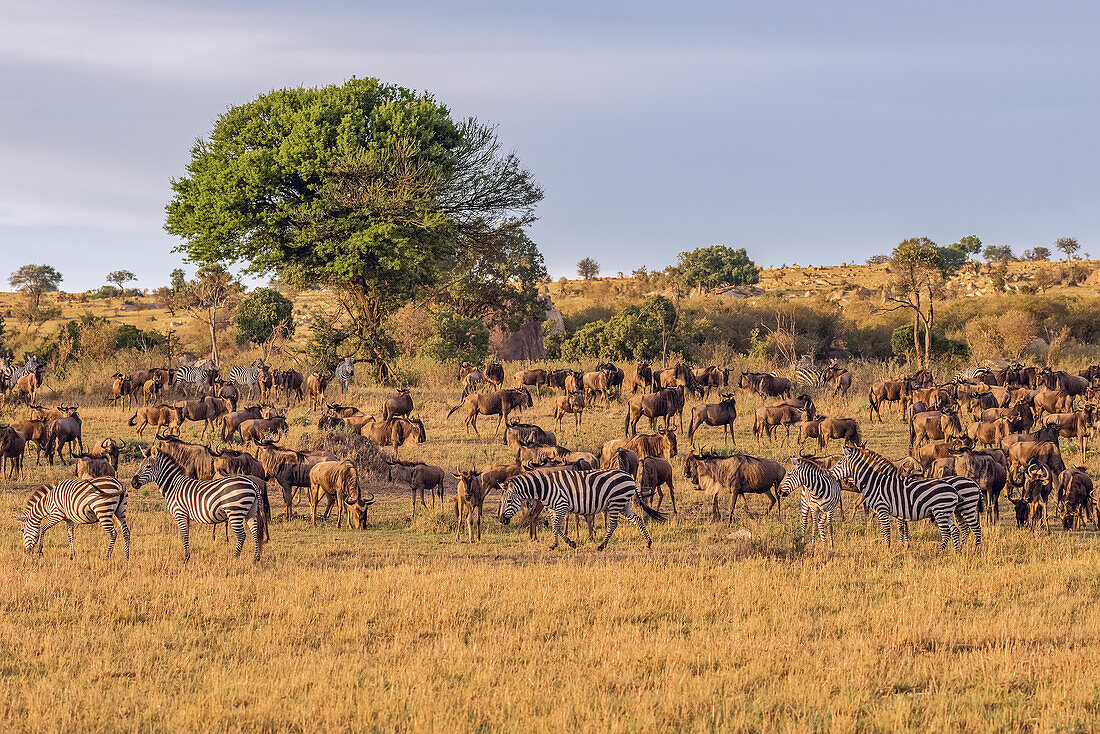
[208,306,220,365]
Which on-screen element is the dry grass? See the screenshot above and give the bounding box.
[5,353,1100,730]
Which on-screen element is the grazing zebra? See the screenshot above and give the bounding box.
[334,356,355,395]
[229,358,266,399]
[18,477,130,560]
[174,364,216,395]
[778,456,841,546]
[790,358,827,389]
[830,445,964,551]
[897,475,983,550]
[132,449,266,562]
[498,469,667,550]
[4,354,39,383]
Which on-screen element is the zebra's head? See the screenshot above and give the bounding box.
[829,447,861,490]
[18,485,50,552]
[778,456,803,497]
[497,477,527,525]
[131,449,170,491]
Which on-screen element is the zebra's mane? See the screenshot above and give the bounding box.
[849,446,901,477]
[23,485,50,512]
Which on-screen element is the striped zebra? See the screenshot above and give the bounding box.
[829,445,965,551]
[790,359,827,389]
[778,456,841,546]
[132,449,266,562]
[174,364,216,396]
[896,475,983,550]
[229,358,266,399]
[498,469,666,550]
[334,356,355,395]
[18,477,130,560]
[4,354,39,383]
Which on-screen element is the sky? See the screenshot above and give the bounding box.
[1,0,1097,291]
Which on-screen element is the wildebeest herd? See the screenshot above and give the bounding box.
[5,353,1100,562]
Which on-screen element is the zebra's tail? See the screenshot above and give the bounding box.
[635,494,668,523]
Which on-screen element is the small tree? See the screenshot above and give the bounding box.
[982,245,1015,264]
[673,245,759,292]
[1055,237,1080,260]
[179,264,243,364]
[1023,246,1051,261]
[236,288,295,358]
[8,264,63,330]
[577,257,600,280]
[426,309,490,363]
[170,268,187,293]
[106,270,136,291]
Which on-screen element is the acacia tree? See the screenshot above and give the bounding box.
[106,270,136,291]
[1056,237,1080,260]
[880,238,963,368]
[673,245,759,292]
[8,264,63,330]
[577,257,600,280]
[166,79,543,376]
[180,264,243,365]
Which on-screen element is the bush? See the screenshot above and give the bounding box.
[426,310,489,363]
[236,288,294,346]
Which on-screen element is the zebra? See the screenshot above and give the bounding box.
[18,477,130,560]
[174,364,217,396]
[229,358,266,399]
[778,456,841,546]
[790,358,827,389]
[131,449,266,562]
[4,354,39,383]
[334,356,355,395]
[498,469,667,550]
[829,445,965,551]
[896,475,983,550]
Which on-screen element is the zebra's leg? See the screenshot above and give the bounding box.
[37,513,63,555]
[800,502,811,537]
[229,514,247,559]
[175,511,192,562]
[550,508,575,550]
[621,505,652,549]
[596,511,623,551]
[897,519,910,548]
[823,510,834,547]
[117,512,131,561]
[968,510,982,549]
[65,520,77,560]
[98,512,118,559]
[933,512,955,551]
[876,510,891,547]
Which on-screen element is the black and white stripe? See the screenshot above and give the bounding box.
[791,363,827,388]
[19,477,130,559]
[174,364,216,394]
[132,450,265,562]
[229,359,266,398]
[499,468,666,550]
[779,456,841,546]
[830,446,965,551]
[4,355,39,383]
[334,357,355,395]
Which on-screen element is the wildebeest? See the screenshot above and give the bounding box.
[637,456,677,513]
[625,387,685,436]
[45,406,83,465]
[631,362,654,395]
[818,417,862,449]
[484,361,505,388]
[654,362,704,398]
[580,370,612,402]
[1010,461,1053,533]
[604,447,640,477]
[174,396,231,438]
[967,418,1012,449]
[1006,440,1065,487]
[688,393,737,447]
[255,442,336,520]
[554,391,586,433]
[0,424,26,479]
[388,460,446,514]
[382,388,414,420]
[601,431,678,469]
[359,416,427,459]
[739,371,792,399]
[307,460,373,528]
[954,448,1008,526]
[273,368,305,404]
[867,377,910,423]
[1058,467,1095,530]
[823,363,852,398]
[306,372,331,411]
[221,406,273,442]
[1042,405,1094,455]
[1032,388,1072,421]
[11,418,49,465]
[909,409,964,451]
[239,416,290,445]
[109,373,137,410]
[454,470,490,541]
[514,368,549,396]
[683,450,786,524]
[448,388,533,437]
[752,404,807,444]
[504,422,557,453]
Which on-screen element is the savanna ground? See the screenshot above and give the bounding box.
[5,352,1100,732]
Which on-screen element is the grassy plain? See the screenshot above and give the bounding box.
[5,355,1100,732]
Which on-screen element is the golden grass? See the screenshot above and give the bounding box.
[4,361,1100,731]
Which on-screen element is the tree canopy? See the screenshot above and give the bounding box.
[1055,237,1080,260]
[165,78,545,367]
[236,288,294,346]
[106,270,136,289]
[673,245,758,291]
[577,257,600,280]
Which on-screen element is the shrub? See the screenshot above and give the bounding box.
[426,310,489,363]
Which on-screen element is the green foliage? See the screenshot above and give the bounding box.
[305,319,354,374]
[891,237,967,278]
[866,255,889,265]
[982,245,1015,263]
[541,320,564,360]
[577,257,600,280]
[106,270,136,289]
[891,324,967,361]
[235,288,294,346]
[9,264,62,294]
[426,310,489,363]
[90,285,120,299]
[1023,246,1051,261]
[116,324,166,350]
[170,268,187,293]
[1055,236,1080,260]
[951,234,983,256]
[166,78,543,360]
[559,295,684,361]
[673,245,759,290]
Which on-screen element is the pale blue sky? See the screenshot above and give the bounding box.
[1,0,1097,290]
